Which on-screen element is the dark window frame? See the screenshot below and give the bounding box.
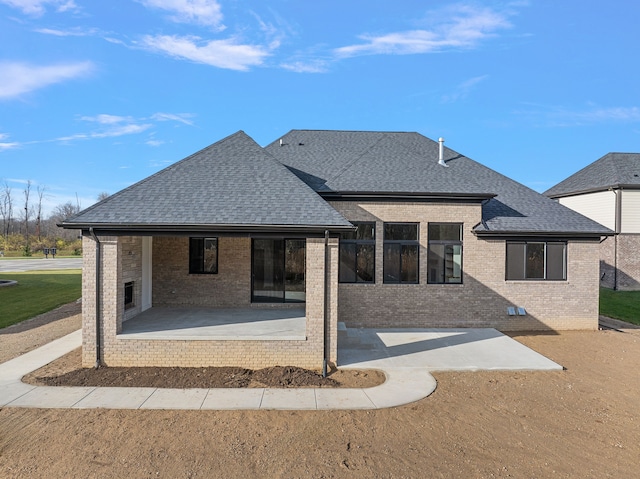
[383,222,419,284]
[505,241,567,281]
[251,238,306,303]
[427,223,463,284]
[189,237,219,274]
[339,222,376,284]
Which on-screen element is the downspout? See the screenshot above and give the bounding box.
[89,227,101,368]
[322,230,329,378]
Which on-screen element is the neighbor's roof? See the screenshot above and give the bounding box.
[544,152,640,198]
[62,131,353,233]
[266,130,611,236]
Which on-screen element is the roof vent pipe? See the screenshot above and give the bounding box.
[438,137,448,167]
[279,138,283,146]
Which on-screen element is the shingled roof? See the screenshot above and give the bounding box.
[266,130,611,236]
[62,131,353,233]
[544,152,640,198]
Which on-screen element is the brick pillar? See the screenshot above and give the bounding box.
[80,234,121,367]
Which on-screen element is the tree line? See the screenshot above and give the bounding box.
[0,179,108,257]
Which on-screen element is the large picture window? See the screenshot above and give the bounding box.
[383,223,419,284]
[428,223,462,284]
[506,242,566,280]
[189,237,218,274]
[339,222,375,283]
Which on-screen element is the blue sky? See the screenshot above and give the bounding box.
[1,0,638,215]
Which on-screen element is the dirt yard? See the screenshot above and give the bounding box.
[1,306,639,478]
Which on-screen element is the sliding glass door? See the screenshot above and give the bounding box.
[252,239,306,303]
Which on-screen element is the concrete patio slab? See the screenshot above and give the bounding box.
[338,328,562,371]
[119,307,306,341]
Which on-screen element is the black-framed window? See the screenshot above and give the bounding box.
[252,239,306,303]
[428,223,463,284]
[339,222,375,283]
[189,237,218,274]
[383,223,419,284]
[506,242,566,280]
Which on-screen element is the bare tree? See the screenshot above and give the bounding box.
[0,180,13,241]
[23,180,32,254]
[36,184,46,240]
[97,191,110,202]
[49,201,82,242]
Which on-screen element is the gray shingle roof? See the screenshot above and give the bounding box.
[63,131,352,231]
[544,152,640,198]
[266,130,611,236]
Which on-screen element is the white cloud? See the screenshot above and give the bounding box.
[442,74,489,103]
[280,59,329,74]
[81,114,134,125]
[335,4,512,58]
[35,27,97,36]
[0,61,94,99]
[518,103,640,127]
[151,112,195,125]
[146,139,165,147]
[138,0,224,29]
[0,142,20,151]
[0,0,77,16]
[140,34,270,71]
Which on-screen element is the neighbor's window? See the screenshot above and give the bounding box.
[428,223,462,284]
[506,242,566,280]
[189,237,218,274]
[383,223,419,284]
[339,222,375,283]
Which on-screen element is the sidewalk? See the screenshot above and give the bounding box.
[0,327,562,410]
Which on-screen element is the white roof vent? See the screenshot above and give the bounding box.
[438,137,448,167]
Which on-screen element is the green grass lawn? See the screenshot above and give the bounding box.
[600,287,640,326]
[0,270,81,329]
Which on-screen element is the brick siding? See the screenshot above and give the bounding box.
[331,201,600,331]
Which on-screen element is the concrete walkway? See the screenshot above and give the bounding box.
[0,328,562,410]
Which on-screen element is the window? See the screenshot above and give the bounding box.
[124,281,134,310]
[189,237,218,274]
[506,242,566,280]
[428,223,462,284]
[252,239,305,303]
[339,222,375,283]
[383,223,419,284]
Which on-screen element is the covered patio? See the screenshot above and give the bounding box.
[119,307,307,341]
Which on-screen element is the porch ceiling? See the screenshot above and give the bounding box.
[119,307,306,341]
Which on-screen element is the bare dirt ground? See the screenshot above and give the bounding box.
[1,306,640,478]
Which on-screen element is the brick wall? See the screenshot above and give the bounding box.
[82,234,338,369]
[331,201,600,331]
[616,234,640,290]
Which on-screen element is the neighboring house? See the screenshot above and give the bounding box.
[545,153,640,291]
[61,130,611,369]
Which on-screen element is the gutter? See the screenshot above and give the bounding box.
[89,227,101,368]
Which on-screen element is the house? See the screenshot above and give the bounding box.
[545,153,640,291]
[61,130,611,369]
